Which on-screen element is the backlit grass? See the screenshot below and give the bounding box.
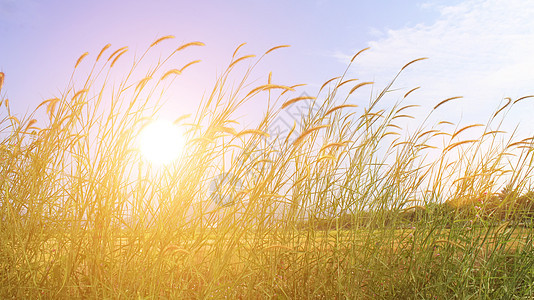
[0,36,533,299]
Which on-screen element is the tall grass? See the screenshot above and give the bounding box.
[1,37,533,299]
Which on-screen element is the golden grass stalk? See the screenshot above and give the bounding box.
[319,76,341,94]
[24,119,37,131]
[493,97,512,118]
[281,83,306,96]
[365,110,385,119]
[513,95,534,104]
[179,60,201,73]
[173,114,191,124]
[189,136,215,144]
[107,46,128,62]
[0,71,4,93]
[349,82,374,95]
[75,52,89,69]
[245,84,295,98]
[228,55,256,69]
[264,45,291,55]
[387,124,402,130]
[482,130,506,137]
[450,124,484,140]
[110,48,129,67]
[434,96,463,110]
[417,129,439,139]
[418,144,437,150]
[392,141,412,148]
[46,98,60,116]
[281,96,316,110]
[217,126,237,136]
[438,120,455,126]
[135,76,152,92]
[391,114,415,120]
[404,86,420,98]
[161,69,181,80]
[319,141,349,152]
[35,98,57,111]
[232,42,247,59]
[350,47,370,63]
[283,121,297,144]
[337,78,358,88]
[433,131,452,138]
[317,154,336,163]
[96,43,111,62]
[400,57,428,71]
[150,35,175,48]
[507,139,533,149]
[293,124,331,146]
[8,115,19,125]
[236,129,269,138]
[292,165,310,188]
[396,104,420,114]
[324,104,358,117]
[175,41,205,53]
[72,89,88,100]
[444,139,479,152]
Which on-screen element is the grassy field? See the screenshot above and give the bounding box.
[1,37,533,299]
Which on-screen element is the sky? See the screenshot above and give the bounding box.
[1,0,534,140]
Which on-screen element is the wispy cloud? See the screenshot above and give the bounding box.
[337,0,534,135]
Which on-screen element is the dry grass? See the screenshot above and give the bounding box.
[0,36,533,299]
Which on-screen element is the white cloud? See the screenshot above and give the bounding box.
[339,0,534,137]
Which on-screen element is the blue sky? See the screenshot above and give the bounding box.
[1,0,533,138]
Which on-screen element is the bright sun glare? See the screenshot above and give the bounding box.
[138,119,186,165]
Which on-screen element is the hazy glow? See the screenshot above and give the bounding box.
[139,120,185,165]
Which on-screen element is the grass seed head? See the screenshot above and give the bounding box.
[96,43,111,62]
[110,49,129,67]
[349,82,374,95]
[265,44,290,55]
[175,41,205,53]
[179,60,201,73]
[434,96,463,110]
[75,52,89,69]
[108,46,128,62]
[161,69,182,80]
[293,125,331,146]
[281,96,316,110]
[403,86,420,98]
[350,47,370,63]
[400,57,428,71]
[150,35,175,48]
[319,76,341,94]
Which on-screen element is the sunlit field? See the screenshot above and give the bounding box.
[1,36,534,299]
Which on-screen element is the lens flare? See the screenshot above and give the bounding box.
[139,119,185,165]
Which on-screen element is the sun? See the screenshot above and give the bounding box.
[138,119,186,165]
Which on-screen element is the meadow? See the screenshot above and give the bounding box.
[0,36,533,299]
